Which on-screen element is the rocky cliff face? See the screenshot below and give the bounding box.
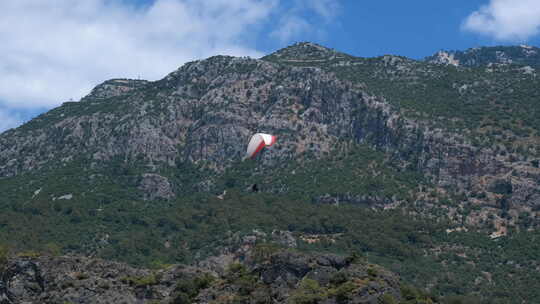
[0,55,391,176]
[267,43,540,231]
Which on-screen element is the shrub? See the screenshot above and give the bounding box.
[330,271,349,286]
[0,244,8,271]
[290,279,325,304]
[345,251,364,265]
[488,179,512,195]
[333,281,356,303]
[252,243,280,263]
[367,267,378,277]
[174,273,215,302]
[44,242,62,256]
[400,284,420,300]
[17,250,41,258]
[171,291,190,304]
[122,274,159,287]
[380,294,398,304]
[75,272,90,280]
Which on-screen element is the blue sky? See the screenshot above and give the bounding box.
[2,0,540,132]
[252,0,540,59]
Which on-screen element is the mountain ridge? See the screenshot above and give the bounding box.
[2,42,539,233]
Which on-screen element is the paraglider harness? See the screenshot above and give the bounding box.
[245,133,276,194]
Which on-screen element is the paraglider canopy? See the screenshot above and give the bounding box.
[245,133,276,159]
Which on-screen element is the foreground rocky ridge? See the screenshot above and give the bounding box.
[0,248,430,304]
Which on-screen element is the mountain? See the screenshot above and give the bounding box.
[1,42,540,303]
[425,45,540,67]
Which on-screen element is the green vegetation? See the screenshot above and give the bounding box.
[218,144,424,203]
[121,273,160,287]
[252,242,281,263]
[0,144,538,303]
[289,279,326,304]
[0,243,8,272]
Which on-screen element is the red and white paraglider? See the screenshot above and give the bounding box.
[245,133,277,159]
[243,133,276,192]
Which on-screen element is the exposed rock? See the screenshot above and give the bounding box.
[271,230,297,248]
[427,51,460,66]
[138,173,174,200]
[0,249,432,304]
[0,255,202,304]
[53,194,73,201]
[425,45,540,67]
[82,79,149,101]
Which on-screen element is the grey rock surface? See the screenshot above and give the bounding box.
[0,248,419,304]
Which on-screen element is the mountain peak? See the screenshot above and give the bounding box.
[82,78,149,101]
[262,42,352,63]
[427,51,461,66]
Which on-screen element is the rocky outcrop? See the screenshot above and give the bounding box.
[426,51,460,66]
[0,255,206,304]
[198,250,408,304]
[0,249,432,304]
[82,79,149,100]
[0,53,405,177]
[138,173,174,200]
[425,45,540,67]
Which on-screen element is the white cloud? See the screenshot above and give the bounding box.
[0,0,278,111]
[270,0,341,44]
[305,0,341,23]
[0,0,340,132]
[271,15,311,43]
[462,0,540,41]
[0,108,23,133]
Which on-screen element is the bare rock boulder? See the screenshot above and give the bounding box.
[138,173,175,200]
